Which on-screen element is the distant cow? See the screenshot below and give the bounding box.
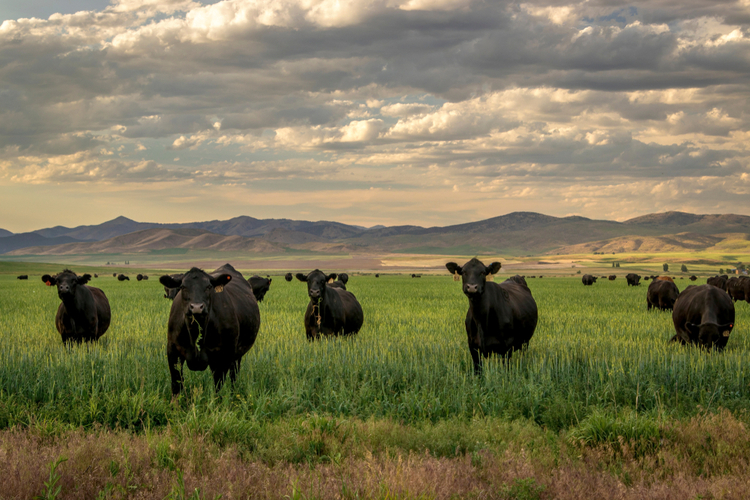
[248,275,272,302]
[446,259,537,374]
[626,273,641,286]
[285,273,293,282]
[643,276,650,281]
[159,264,260,396]
[411,274,422,278]
[647,279,680,311]
[16,275,28,280]
[726,277,747,302]
[112,273,117,277]
[375,274,379,278]
[689,275,697,281]
[582,274,597,286]
[117,274,129,281]
[296,269,363,340]
[338,273,349,285]
[672,284,734,350]
[94,274,98,278]
[507,275,528,287]
[162,273,184,299]
[41,270,111,343]
[136,274,144,281]
[608,275,616,281]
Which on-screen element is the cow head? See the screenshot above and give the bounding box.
[296,270,336,301]
[686,321,734,348]
[446,258,501,298]
[159,268,231,323]
[42,270,91,299]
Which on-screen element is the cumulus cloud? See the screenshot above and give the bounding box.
[1,0,749,228]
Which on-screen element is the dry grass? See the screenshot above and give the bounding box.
[2,411,750,499]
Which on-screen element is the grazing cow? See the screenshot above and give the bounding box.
[507,275,528,287]
[647,279,680,311]
[672,284,734,350]
[117,274,129,281]
[285,272,293,282]
[159,264,260,396]
[411,273,422,278]
[112,273,117,277]
[600,276,607,279]
[337,273,349,285]
[706,276,728,292]
[94,274,98,278]
[162,273,184,299]
[608,275,616,281]
[375,274,380,278]
[726,277,747,303]
[41,270,111,343]
[16,275,28,280]
[626,273,641,286]
[296,269,363,340]
[248,275,272,302]
[446,259,538,374]
[582,274,597,286]
[644,276,650,281]
[689,275,697,281]
[137,274,144,281]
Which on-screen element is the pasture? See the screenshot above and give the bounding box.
[1,273,748,430]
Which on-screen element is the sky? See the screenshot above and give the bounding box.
[0,0,749,232]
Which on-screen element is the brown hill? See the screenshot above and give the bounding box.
[552,233,728,254]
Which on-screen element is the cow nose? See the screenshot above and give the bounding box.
[464,284,478,294]
[59,285,70,293]
[189,303,206,315]
[309,289,321,298]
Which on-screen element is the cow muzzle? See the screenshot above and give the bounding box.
[464,284,479,295]
[189,302,206,315]
[309,289,321,299]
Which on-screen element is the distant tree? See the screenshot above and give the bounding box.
[719,268,724,274]
[681,264,688,273]
[663,263,669,272]
[576,270,581,274]
[738,263,746,271]
[616,263,620,268]
[612,262,615,268]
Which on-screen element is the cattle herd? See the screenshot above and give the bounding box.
[29,263,747,395]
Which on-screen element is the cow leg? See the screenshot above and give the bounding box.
[212,365,231,393]
[167,347,185,397]
[466,317,482,375]
[228,358,241,384]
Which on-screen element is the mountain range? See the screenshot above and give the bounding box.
[1,212,749,256]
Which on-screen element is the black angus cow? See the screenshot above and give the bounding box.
[742,277,750,304]
[446,259,538,374]
[672,284,734,350]
[112,273,117,277]
[325,273,347,290]
[726,277,747,302]
[582,274,597,286]
[16,275,28,280]
[608,275,617,281]
[644,276,650,281]
[41,270,111,343]
[411,274,422,278]
[647,278,680,311]
[136,274,145,281]
[162,273,184,299]
[626,273,641,286]
[94,274,98,278]
[296,269,363,340]
[285,272,293,282]
[707,275,729,291]
[689,275,697,281]
[117,274,129,281]
[337,273,349,285]
[248,275,272,302]
[375,274,380,278]
[507,275,528,287]
[159,264,260,396]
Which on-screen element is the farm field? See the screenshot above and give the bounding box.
[1,271,750,498]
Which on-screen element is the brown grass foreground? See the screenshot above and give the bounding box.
[2,411,750,499]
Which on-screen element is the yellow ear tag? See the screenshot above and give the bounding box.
[723,330,730,337]
[215,285,224,293]
[453,272,460,282]
[328,278,334,283]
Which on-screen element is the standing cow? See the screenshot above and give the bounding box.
[117,274,129,281]
[726,277,747,302]
[707,275,729,291]
[582,274,597,286]
[647,279,680,311]
[41,270,111,343]
[446,259,538,374]
[159,264,260,396]
[671,284,734,350]
[507,275,528,287]
[296,269,363,340]
[16,275,28,280]
[248,275,272,302]
[285,272,293,282]
[625,273,641,286]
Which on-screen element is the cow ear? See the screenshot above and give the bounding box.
[296,273,307,282]
[445,262,462,275]
[685,322,700,335]
[486,262,502,275]
[160,274,183,289]
[78,274,92,285]
[210,274,232,288]
[42,274,56,286]
[327,273,337,282]
[268,278,272,284]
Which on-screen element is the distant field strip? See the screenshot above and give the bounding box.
[0,275,748,431]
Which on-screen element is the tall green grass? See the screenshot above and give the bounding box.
[0,274,748,432]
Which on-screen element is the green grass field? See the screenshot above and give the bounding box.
[1,272,748,432]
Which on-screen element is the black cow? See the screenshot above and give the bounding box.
[742,277,750,304]
[162,273,184,299]
[707,275,729,291]
[117,274,129,281]
[507,275,528,287]
[375,274,380,278]
[726,277,747,302]
[689,275,697,281]
[411,273,422,278]
[16,275,28,280]
[644,276,650,281]
[582,274,597,286]
[159,264,260,396]
[647,279,679,311]
[296,269,363,340]
[446,259,538,374]
[608,275,616,281]
[41,270,111,343]
[671,284,734,350]
[248,275,272,302]
[94,274,98,278]
[337,273,349,285]
[285,272,293,282]
[112,273,117,277]
[137,274,144,281]
[625,273,641,286]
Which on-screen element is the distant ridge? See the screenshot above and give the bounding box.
[5,211,750,256]
[0,228,12,238]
